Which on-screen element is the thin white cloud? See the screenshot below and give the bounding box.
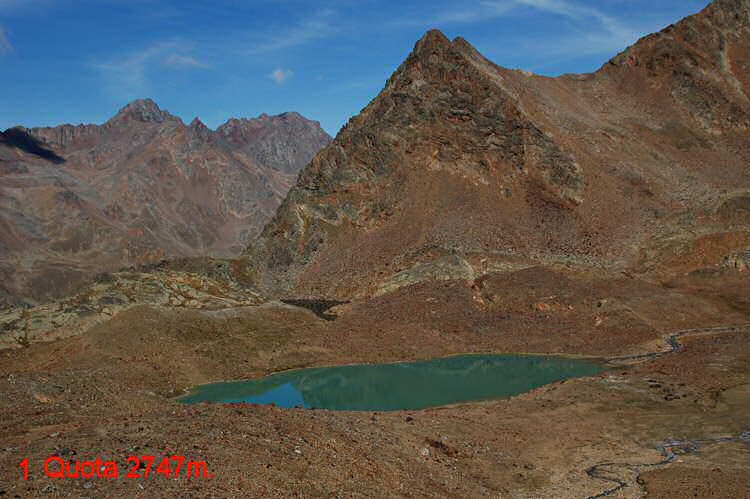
[269,68,293,84]
[94,42,207,99]
[162,53,207,68]
[421,0,627,30]
[406,0,637,59]
[515,0,635,54]
[417,1,515,25]
[0,24,11,54]
[241,10,338,55]
[508,0,632,40]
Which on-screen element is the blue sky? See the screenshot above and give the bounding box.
[0,0,711,136]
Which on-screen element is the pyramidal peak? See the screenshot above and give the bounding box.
[109,98,178,125]
[384,28,495,89]
[187,117,214,143]
[415,29,452,49]
[189,117,209,129]
[408,29,489,63]
[407,29,457,65]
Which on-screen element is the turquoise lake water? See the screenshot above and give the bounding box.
[179,354,605,411]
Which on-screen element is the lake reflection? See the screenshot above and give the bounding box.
[180,354,605,411]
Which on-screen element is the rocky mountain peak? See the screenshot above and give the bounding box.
[187,117,213,143]
[413,29,453,55]
[245,27,590,296]
[275,112,307,124]
[390,29,460,79]
[380,29,504,101]
[218,117,263,136]
[218,112,316,135]
[109,98,177,125]
[189,117,207,128]
[216,113,331,174]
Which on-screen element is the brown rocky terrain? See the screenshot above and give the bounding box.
[0,274,748,497]
[0,100,330,305]
[0,0,749,497]
[244,0,750,299]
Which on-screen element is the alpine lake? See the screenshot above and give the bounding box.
[180,354,606,411]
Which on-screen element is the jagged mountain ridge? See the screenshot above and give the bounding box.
[0,99,331,304]
[217,112,332,175]
[245,0,750,299]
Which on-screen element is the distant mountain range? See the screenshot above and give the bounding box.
[0,99,331,304]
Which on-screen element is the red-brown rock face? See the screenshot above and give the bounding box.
[245,0,750,299]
